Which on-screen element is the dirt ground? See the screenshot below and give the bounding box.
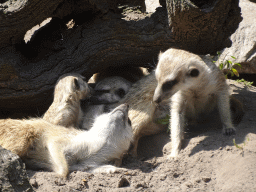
[25,80,256,192]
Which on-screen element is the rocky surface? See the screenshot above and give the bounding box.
[218,0,256,74]
[0,146,33,192]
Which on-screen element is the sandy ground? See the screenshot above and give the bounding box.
[25,80,256,192]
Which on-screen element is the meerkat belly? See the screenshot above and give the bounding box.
[185,92,217,122]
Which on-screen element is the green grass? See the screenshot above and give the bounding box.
[236,78,254,87]
[213,52,242,79]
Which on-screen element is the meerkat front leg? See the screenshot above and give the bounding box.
[47,141,69,178]
[217,89,236,135]
[169,92,185,158]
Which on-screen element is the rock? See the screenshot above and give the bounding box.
[0,146,33,192]
[202,177,211,183]
[217,0,256,74]
[117,177,130,188]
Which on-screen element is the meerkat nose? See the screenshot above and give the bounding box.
[153,96,162,104]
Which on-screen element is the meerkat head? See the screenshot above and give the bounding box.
[153,48,205,104]
[54,73,92,102]
[88,76,132,105]
[92,103,133,142]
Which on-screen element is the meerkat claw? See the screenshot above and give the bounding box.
[223,127,236,136]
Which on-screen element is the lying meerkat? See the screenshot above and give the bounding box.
[0,104,133,177]
[81,76,132,130]
[43,73,92,128]
[153,48,236,158]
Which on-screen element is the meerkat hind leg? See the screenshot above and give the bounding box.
[217,90,236,135]
[129,136,140,157]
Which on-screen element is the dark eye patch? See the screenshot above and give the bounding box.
[128,118,132,126]
[115,88,126,98]
[162,80,178,92]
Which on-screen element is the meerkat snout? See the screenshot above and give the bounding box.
[153,79,179,104]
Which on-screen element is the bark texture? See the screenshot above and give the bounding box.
[0,0,242,116]
[166,0,242,54]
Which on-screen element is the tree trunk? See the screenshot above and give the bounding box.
[166,0,242,54]
[0,0,242,117]
[0,0,118,48]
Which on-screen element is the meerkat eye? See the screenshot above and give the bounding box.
[116,88,126,98]
[189,68,199,77]
[74,78,80,90]
[162,80,178,92]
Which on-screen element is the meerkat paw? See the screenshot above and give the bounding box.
[55,167,69,178]
[91,165,127,174]
[168,151,179,159]
[222,127,236,136]
[55,177,67,186]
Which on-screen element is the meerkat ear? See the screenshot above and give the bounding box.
[158,51,163,60]
[81,76,86,81]
[74,78,80,90]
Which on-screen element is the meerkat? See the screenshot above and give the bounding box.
[0,104,133,177]
[43,73,92,128]
[108,49,242,158]
[153,48,236,158]
[81,76,133,130]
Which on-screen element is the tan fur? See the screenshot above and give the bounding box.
[0,104,133,177]
[0,119,44,156]
[43,73,91,128]
[153,48,236,158]
[110,72,168,157]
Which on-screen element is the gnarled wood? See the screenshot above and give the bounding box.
[0,0,118,48]
[0,0,242,117]
[166,0,242,54]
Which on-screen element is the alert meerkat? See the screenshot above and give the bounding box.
[0,104,133,177]
[81,76,132,130]
[43,73,92,128]
[109,49,242,158]
[153,48,236,158]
